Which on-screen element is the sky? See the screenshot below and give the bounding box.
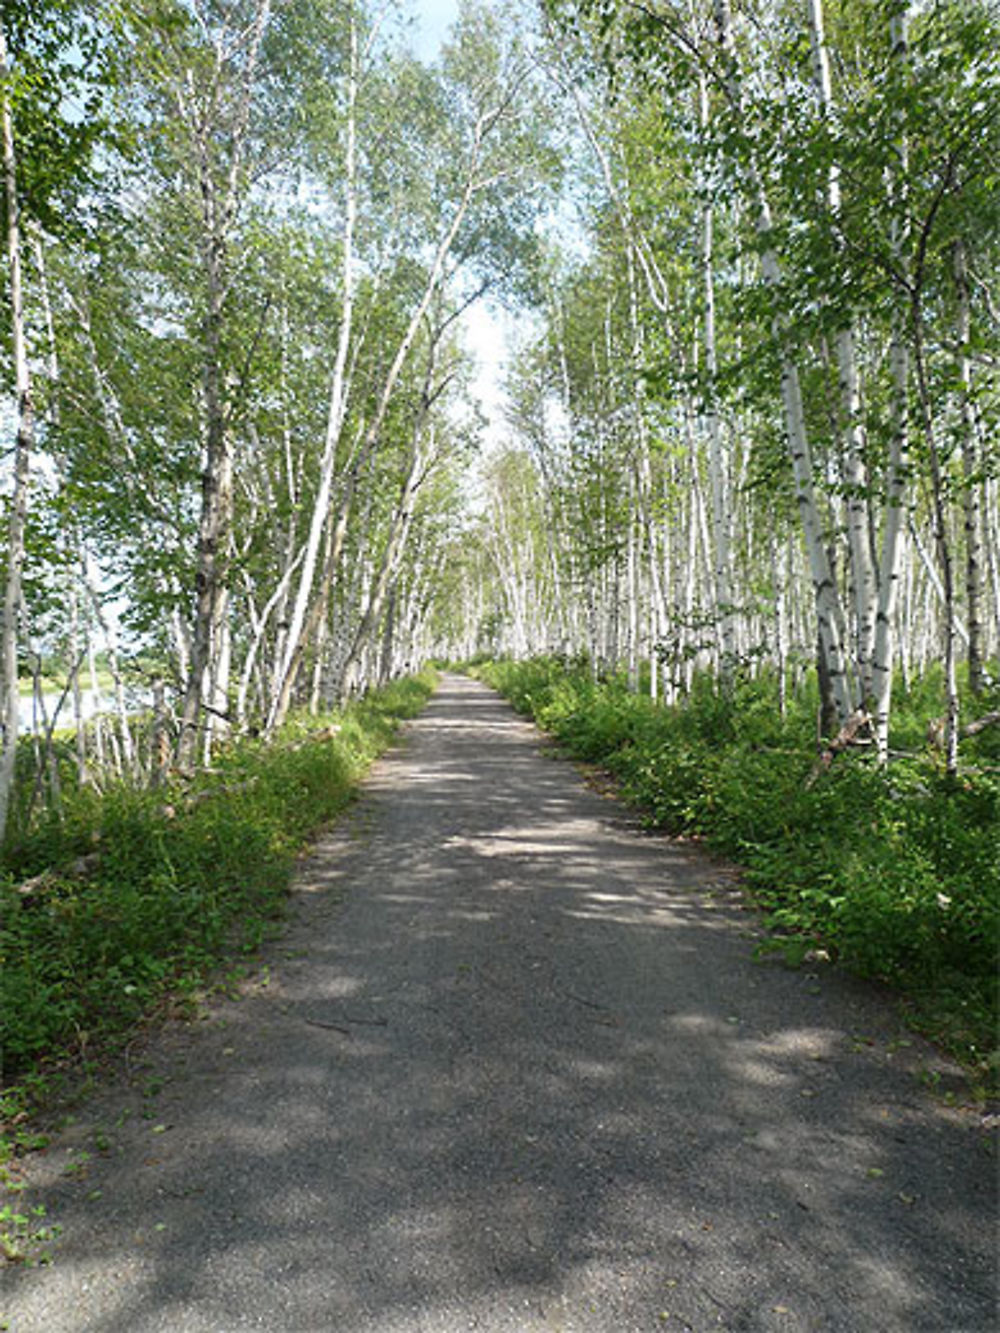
[412,0,462,61]
[411,0,513,452]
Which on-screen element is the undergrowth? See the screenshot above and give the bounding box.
[473,657,999,1089]
[0,670,436,1145]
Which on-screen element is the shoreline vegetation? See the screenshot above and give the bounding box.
[471,657,999,1096]
[0,670,437,1161]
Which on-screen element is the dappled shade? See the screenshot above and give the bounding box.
[4,678,995,1331]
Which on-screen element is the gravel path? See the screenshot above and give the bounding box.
[2,674,996,1332]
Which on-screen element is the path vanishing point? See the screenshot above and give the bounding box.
[2,675,997,1332]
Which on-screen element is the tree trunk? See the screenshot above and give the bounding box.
[913,317,959,775]
[870,6,912,764]
[0,20,34,846]
[697,71,735,681]
[954,240,984,696]
[713,0,854,727]
[807,0,878,698]
[338,426,430,699]
[177,0,271,766]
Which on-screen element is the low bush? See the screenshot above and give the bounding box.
[474,658,999,1084]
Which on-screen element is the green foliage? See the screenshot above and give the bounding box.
[475,658,999,1081]
[1,0,126,241]
[0,671,436,1096]
[0,1199,60,1265]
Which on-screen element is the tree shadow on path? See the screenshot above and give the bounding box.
[3,676,996,1333]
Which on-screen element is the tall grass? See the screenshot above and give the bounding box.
[475,657,999,1085]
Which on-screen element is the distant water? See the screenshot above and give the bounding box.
[18,690,150,735]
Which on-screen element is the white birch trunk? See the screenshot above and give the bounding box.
[770,531,788,716]
[269,50,494,726]
[954,241,984,694]
[178,0,271,765]
[0,21,33,845]
[266,13,363,730]
[637,448,668,703]
[807,0,878,696]
[870,6,911,762]
[339,425,433,699]
[697,71,735,680]
[626,476,640,692]
[714,0,854,728]
[985,475,1000,653]
[85,563,135,771]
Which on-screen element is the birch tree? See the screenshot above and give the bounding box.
[151,0,274,765]
[265,0,559,727]
[0,16,33,845]
[0,0,121,841]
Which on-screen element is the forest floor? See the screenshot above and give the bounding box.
[1,674,996,1332]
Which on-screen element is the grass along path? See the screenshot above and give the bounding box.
[0,670,437,1171]
[0,672,994,1331]
[472,657,1000,1093]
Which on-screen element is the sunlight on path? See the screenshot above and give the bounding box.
[2,677,995,1333]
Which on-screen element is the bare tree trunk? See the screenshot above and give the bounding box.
[268,470,357,729]
[954,240,984,695]
[85,566,136,773]
[770,530,788,717]
[339,425,432,699]
[177,0,271,766]
[266,15,364,730]
[807,0,878,697]
[0,20,33,846]
[626,477,640,692]
[869,6,914,762]
[913,319,959,774]
[714,0,854,727]
[68,579,88,785]
[697,71,735,681]
[985,475,1000,656]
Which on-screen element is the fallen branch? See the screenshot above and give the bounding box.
[962,709,1000,739]
[282,725,342,753]
[807,710,872,786]
[14,852,101,902]
[925,709,1000,751]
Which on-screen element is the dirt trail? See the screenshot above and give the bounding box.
[2,674,996,1332]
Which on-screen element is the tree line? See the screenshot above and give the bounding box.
[449,0,999,770]
[0,0,562,845]
[2,0,998,852]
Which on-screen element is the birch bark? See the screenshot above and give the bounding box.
[267,65,497,728]
[807,0,877,697]
[713,0,854,728]
[265,8,364,731]
[338,404,439,699]
[954,240,984,695]
[0,19,33,845]
[913,315,959,774]
[870,5,911,763]
[177,0,272,766]
[697,70,735,680]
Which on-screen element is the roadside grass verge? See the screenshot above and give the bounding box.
[0,670,436,1152]
[472,657,999,1092]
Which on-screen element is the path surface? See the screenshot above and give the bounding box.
[2,675,996,1332]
